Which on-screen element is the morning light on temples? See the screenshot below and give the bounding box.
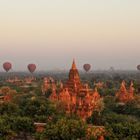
[0,0,140,140]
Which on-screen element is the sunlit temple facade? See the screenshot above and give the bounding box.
[116,81,135,103]
[41,77,56,95]
[49,60,102,120]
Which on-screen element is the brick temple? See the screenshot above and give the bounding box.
[49,60,102,120]
[116,81,135,103]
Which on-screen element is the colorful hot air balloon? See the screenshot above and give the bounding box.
[3,62,12,72]
[27,64,36,73]
[83,64,91,72]
[137,65,140,71]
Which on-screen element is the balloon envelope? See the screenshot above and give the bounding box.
[28,64,36,73]
[83,64,91,72]
[3,62,12,72]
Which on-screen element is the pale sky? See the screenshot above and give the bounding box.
[0,0,140,71]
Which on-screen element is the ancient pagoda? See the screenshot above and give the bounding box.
[116,81,135,103]
[49,60,102,120]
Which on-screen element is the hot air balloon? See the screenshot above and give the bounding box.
[83,64,91,72]
[3,62,12,72]
[137,65,140,71]
[27,64,36,73]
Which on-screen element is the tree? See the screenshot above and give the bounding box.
[0,102,20,116]
[12,116,35,140]
[106,122,140,139]
[0,116,16,140]
[37,118,86,140]
[0,115,35,140]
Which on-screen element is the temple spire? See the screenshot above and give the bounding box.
[68,59,81,84]
[129,81,134,94]
[71,59,77,69]
[120,80,127,93]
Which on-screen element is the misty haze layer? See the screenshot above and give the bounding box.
[0,0,140,71]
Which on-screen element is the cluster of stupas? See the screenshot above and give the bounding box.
[48,60,102,120]
[6,76,21,83]
[0,86,17,102]
[116,80,135,103]
[41,77,56,95]
[94,81,105,89]
[6,76,36,84]
[24,76,36,84]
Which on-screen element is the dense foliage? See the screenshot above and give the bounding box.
[0,71,140,139]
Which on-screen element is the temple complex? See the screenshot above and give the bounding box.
[24,76,36,84]
[49,60,102,120]
[116,81,135,103]
[94,81,105,89]
[0,86,17,103]
[6,76,21,84]
[41,77,56,95]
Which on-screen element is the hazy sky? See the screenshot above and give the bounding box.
[0,0,140,71]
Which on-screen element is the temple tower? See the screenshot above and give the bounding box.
[65,59,82,94]
[69,59,80,82]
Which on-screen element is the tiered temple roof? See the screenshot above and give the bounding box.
[49,60,101,120]
[41,77,55,95]
[116,81,135,103]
